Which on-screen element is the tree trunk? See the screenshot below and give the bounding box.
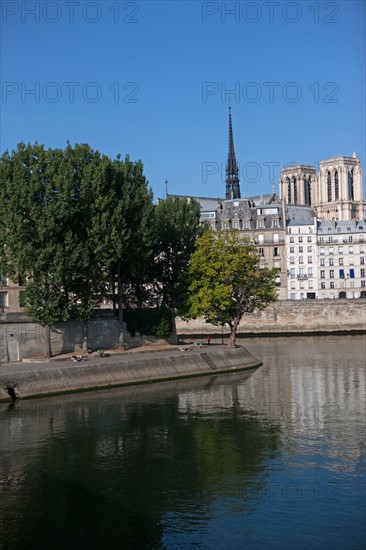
[117,263,125,349]
[111,277,117,312]
[227,317,240,349]
[82,320,88,351]
[44,325,52,358]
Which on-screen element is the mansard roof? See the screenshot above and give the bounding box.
[317,219,366,233]
[286,205,316,226]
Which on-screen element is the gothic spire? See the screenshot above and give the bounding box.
[225,106,241,200]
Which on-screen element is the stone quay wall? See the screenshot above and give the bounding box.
[176,299,366,339]
[0,347,261,401]
[0,315,175,363]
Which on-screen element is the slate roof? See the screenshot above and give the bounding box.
[286,205,316,226]
[167,194,220,212]
[317,219,366,233]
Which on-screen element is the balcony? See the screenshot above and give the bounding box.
[297,275,308,280]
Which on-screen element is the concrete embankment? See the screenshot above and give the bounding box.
[0,345,261,402]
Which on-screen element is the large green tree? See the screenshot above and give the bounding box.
[187,229,278,348]
[0,142,106,356]
[150,197,202,312]
[89,154,154,346]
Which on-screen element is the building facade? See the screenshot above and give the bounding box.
[316,219,366,299]
[285,207,318,300]
[280,154,365,221]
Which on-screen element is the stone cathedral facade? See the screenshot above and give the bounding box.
[279,154,364,221]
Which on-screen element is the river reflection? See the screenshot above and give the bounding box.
[0,336,365,549]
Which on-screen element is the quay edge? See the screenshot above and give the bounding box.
[0,346,262,402]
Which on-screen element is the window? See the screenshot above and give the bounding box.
[349,257,354,265]
[290,293,296,300]
[299,246,303,252]
[308,280,313,289]
[307,246,312,252]
[327,171,332,202]
[257,219,265,229]
[320,258,325,266]
[307,236,312,242]
[329,258,334,266]
[299,267,304,275]
[272,219,279,228]
[361,280,366,288]
[361,257,365,265]
[361,268,365,278]
[339,258,344,266]
[233,221,239,228]
[347,168,355,201]
[244,220,250,229]
[349,246,353,254]
[328,237,333,243]
[335,170,339,200]
[291,281,296,289]
[290,257,295,264]
[321,282,326,289]
[290,236,295,243]
[290,246,295,253]
[350,269,355,278]
[258,234,264,244]
[300,281,304,289]
[320,247,325,255]
[330,270,334,278]
[339,269,344,278]
[0,292,8,308]
[320,270,325,279]
[349,236,353,243]
[290,268,295,277]
[298,236,303,243]
[259,247,264,257]
[308,267,313,276]
[319,236,324,244]
[338,246,343,255]
[329,247,334,255]
[330,281,335,289]
[299,256,304,264]
[273,234,279,243]
[308,256,313,264]
[274,247,279,257]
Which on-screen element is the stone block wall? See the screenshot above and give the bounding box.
[0,316,169,362]
[176,299,366,338]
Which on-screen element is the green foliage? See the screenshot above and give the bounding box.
[149,197,202,311]
[0,142,104,328]
[124,308,172,337]
[187,229,278,346]
[0,142,157,358]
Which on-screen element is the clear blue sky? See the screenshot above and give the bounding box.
[1,0,365,201]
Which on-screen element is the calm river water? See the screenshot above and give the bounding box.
[0,335,365,549]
